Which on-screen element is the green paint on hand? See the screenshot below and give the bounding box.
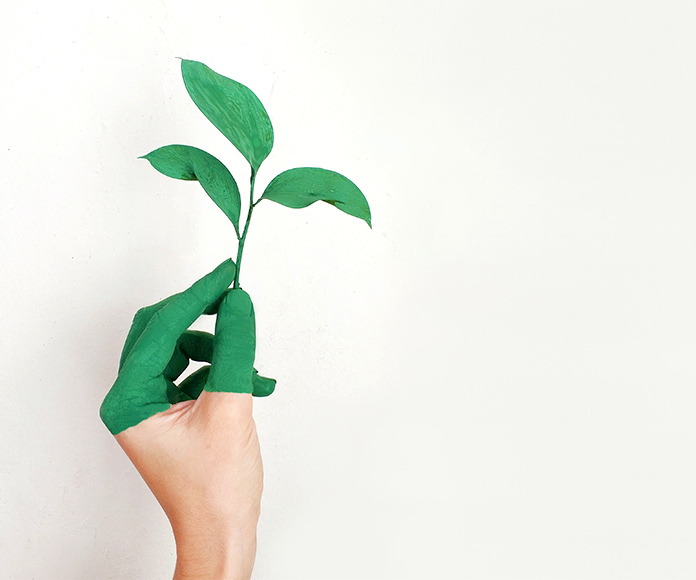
[101,59,371,433]
[99,259,275,434]
[206,289,255,393]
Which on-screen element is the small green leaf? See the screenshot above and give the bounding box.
[181,59,274,173]
[260,167,371,228]
[141,144,241,236]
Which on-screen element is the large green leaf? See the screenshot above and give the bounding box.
[181,59,274,173]
[141,144,241,235]
[260,167,371,228]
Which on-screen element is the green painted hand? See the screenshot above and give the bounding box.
[100,258,275,435]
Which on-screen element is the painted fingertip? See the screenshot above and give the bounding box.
[216,257,236,271]
[208,258,237,286]
[222,288,253,315]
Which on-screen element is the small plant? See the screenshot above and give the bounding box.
[142,59,371,289]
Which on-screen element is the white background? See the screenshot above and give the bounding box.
[1,1,695,578]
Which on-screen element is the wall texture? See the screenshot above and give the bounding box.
[1,1,695,578]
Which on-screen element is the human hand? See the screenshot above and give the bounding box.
[100,259,274,579]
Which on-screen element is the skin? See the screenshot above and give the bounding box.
[116,392,262,579]
[100,259,273,579]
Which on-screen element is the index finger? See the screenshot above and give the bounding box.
[125,258,236,376]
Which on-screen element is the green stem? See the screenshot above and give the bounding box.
[233,169,256,289]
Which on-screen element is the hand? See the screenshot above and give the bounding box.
[100,259,274,580]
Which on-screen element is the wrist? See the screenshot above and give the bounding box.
[172,521,258,580]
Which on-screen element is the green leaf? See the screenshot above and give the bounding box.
[181,59,274,173]
[260,167,371,228]
[141,144,242,236]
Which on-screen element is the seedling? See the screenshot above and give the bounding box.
[142,59,371,289]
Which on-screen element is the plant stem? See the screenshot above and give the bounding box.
[233,169,256,289]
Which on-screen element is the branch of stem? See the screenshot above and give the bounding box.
[233,168,256,289]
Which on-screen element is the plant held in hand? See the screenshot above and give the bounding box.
[142,59,371,291]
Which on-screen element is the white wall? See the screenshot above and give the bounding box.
[1,1,695,578]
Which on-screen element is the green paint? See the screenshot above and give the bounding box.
[260,167,372,228]
[234,169,256,289]
[141,145,242,236]
[100,259,275,435]
[143,58,371,290]
[181,59,274,173]
[206,289,255,392]
[101,59,370,433]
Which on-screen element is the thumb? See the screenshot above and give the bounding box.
[205,289,256,393]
